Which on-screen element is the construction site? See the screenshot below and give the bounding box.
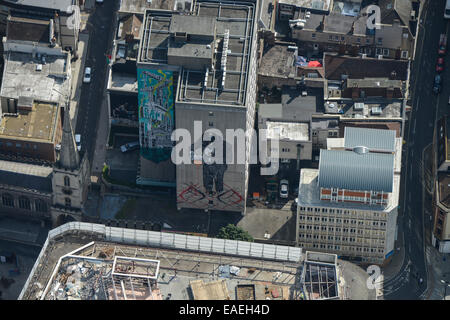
[18,222,369,300]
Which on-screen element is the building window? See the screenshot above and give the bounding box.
[357,38,361,43]
[383,48,389,56]
[208,122,214,127]
[36,200,47,213]
[2,194,14,207]
[209,112,214,116]
[65,198,71,208]
[19,197,31,210]
[377,38,382,44]
[312,33,316,39]
[401,51,408,59]
[329,35,333,41]
[64,176,70,187]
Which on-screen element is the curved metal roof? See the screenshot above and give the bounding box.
[318,149,394,193]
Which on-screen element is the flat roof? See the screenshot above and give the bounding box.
[1,51,69,104]
[299,168,400,212]
[7,16,50,43]
[139,0,257,106]
[258,44,297,79]
[170,14,216,37]
[346,78,403,89]
[278,0,331,11]
[2,0,75,12]
[0,102,59,143]
[266,121,309,141]
[119,0,177,13]
[324,100,402,119]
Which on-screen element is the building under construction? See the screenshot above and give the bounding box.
[19,222,375,300]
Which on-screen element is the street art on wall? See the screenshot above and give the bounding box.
[177,140,245,212]
[137,68,174,163]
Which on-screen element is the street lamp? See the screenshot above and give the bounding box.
[440,280,450,300]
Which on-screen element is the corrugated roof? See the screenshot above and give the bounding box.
[318,150,394,192]
[344,127,396,152]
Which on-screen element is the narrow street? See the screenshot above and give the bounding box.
[75,0,117,166]
[384,0,448,299]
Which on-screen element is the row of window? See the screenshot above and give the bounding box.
[298,215,387,227]
[299,207,386,218]
[0,142,38,150]
[300,242,384,254]
[299,233,385,243]
[1,194,47,212]
[299,224,384,237]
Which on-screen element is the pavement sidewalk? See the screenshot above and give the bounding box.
[381,223,405,281]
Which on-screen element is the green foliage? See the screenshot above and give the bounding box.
[217,224,253,242]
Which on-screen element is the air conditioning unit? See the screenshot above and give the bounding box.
[371,106,382,115]
[354,102,364,111]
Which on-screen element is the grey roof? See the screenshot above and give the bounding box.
[259,104,282,119]
[0,160,52,192]
[344,127,396,152]
[318,149,394,193]
[2,0,75,11]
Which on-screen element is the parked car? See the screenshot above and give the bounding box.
[439,34,447,56]
[437,57,445,72]
[75,134,81,151]
[55,144,61,151]
[433,74,442,94]
[83,67,92,83]
[279,179,289,199]
[120,141,140,153]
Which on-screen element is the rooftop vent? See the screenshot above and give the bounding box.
[354,102,364,110]
[353,146,369,154]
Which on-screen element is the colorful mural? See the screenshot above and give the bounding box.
[137,68,174,163]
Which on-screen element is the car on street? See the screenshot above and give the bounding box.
[439,34,447,55]
[75,134,81,151]
[279,179,289,199]
[437,57,445,72]
[433,74,442,94]
[83,67,92,83]
[120,141,140,153]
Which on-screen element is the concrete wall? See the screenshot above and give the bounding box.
[175,102,248,213]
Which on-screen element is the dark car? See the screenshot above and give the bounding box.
[433,74,442,94]
[439,34,447,56]
[437,57,445,72]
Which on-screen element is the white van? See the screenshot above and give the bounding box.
[75,134,81,151]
